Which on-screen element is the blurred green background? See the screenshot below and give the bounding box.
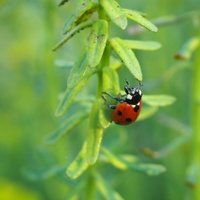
[0,0,199,199]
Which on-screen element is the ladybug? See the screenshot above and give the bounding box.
[101,80,142,125]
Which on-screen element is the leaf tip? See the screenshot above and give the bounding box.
[55,107,63,117]
[66,168,75,179]
[152,26,158,32]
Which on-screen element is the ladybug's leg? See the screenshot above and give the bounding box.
[102,92,124,102]
[101,94,116,110]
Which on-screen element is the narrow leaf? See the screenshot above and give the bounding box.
[55,50,97,116]
[95,173,124,200]
[124,40,161,51]
[86,127,103,165]
[67,48,88,89]
[110,56,122,70]
[87,20,108,68]
[101,147,127,170]
[74,94,95,103]
[128,163,166,176]
[99,0,127,29]
[174,37,200,60]
[54,60,74,69]
[46,111,89,144]
[127,13,199,35]
[186,162,199,187]
[86,99,104,165]
[101,67,120,94]
[143,94,176,106]
[75,4,97,26]
[154,134,191,158]
[65,182,85,200]
[22,165,66,181]
[109,37,142,81]
[99,67,120,128]
[158,115,191,135]
[124,9,158,32]
[137,106,158,121]
[66,142,89,179]
[118,154,137,163]
[62,0,94,34]
[52,20,93,51]
[55,69,96,116]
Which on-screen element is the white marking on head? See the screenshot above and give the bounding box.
[139,90,142,96]
[127,94,132,100]
[131,104,136,108]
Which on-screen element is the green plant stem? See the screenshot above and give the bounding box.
[192,40,200,198]
[97,5,111,97]
[84,169,96,200]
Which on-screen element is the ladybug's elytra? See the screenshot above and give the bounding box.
[101,80,142,125]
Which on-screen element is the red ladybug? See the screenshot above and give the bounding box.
[101,80,142,125]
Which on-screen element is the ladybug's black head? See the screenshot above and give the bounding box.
[125,86,142,105]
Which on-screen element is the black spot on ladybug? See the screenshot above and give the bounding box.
[133,105,139,112]
[125,118,132,122]
[117,110,122,116]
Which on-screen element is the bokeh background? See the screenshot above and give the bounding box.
[0,0,199,199]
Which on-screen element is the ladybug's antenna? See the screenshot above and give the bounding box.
[125,79,143,88]
[125,79,130,86]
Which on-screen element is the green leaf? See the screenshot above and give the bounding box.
[132,10,147,17]
[75,4,97,26]
[186,162,199,187]
[118,154,138,163]
[101,67,120,94]
[124,8,158,32]
[128,163,166,176]
[158,115,191,134]
[110,56,122,70]
[66,142,89,179]
[54,60,74,69]
[67,48,88,88]
[46,111,89,144]
[101,147,127,170]
[109,37,142,81]
[174,37,200,60]
[99,148,165,175]
[65,182,85,200]
[86,99,104,165]
[95,173,124,200]
[99,0,127,30]
[55,50,97,116]
[74,94,95,103]
[154,134,191,158]
[99,67,120,128]
[86,127,103,165]
[62,0,94,34]
[137,106,158,121]
[124,40,161,51]
[22,165,66,181]
[87,20,108,68]
[52,20,93,51]
[143,94,176,106]
[161,61,190,83]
